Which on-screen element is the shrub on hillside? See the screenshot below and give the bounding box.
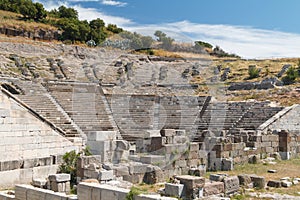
[248,65,260,79]
[282,67,299,85]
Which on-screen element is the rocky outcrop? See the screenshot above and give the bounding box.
[0,27,60,41]
[228,77,283,91]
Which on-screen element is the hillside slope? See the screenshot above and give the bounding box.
[0,32,298,106]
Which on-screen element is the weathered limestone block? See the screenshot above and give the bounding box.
[143,166,164,184]
[140,155,165,165]
[128,163,149,174]
[115,140,130,150]
[87,141,113,162]
[123,174,144,184]
[77,155,101,178]
[175,130,186,136]
[277,64,291,77]
[48,174,70,183]
[113,165,130,177]
[238,174,252,186]
[32,178,47,188]
[175,175,205,189]
[98,170,114,181]
[250,175,265,189]
[188,167,206,177]
[164,183,184,198]
[221,158,233,171]
[267,180,281,188]
[160,129,175,137]
[209,174,227,182]
[77,182,129,200]
[0,190,15,200]
[87,131,117,141]
[48,174,71,193]
[203,181,225,196]
[223,176,239,195]
[189,142,199,152]
[143,130,161,138]
[84,169,99,179]
[281,181,292,188]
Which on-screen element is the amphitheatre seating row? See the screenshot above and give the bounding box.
[197,102,256,131]
[9,80,81,138]
[107,94,209,141]
[197,101,283,132]
[2,80,284,142]
[236,102,284,130]
[45,82,115,133]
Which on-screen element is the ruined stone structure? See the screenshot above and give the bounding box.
[0,78,299,188]
[0,43,299,198]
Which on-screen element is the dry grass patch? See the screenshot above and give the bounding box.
[213,58,299,83]
[227,85,300,106]
[0,10,57,31]
[207,159,300,197]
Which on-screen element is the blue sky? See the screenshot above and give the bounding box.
[36,0,300,58]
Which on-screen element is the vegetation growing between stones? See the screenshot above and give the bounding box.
[125,186,146,200]
[59,147,92,187]
[282,66,299,85]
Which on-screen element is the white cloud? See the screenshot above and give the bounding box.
[101,0,127,7]
[67,0,127,7]
[124,21,300,59]
[34,1,300,58]
[68,0,100,2]
[73,5,132,25]
[35,0,132,26]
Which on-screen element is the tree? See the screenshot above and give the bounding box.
[34,2,47,21]
[107,24,123,34]
[154,30,166,42]
[59,148,92,186]
[19,0,37,19]
[58,5,78,19]
[154,30,174,50]
[59,150,79,185]
[89,18,107,44]
[118,31,153,49]
[78,20,90,42]
[140,36,154,48]
[161,36,174,50]
[89,18,105,30]
[59,19,80,42]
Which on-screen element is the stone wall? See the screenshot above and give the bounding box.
[206,130,300,170]
[0,165,58,189]
[267,105,300,132]
[0,91,78,188]
[0,183,178,200]
[15,184,76,200]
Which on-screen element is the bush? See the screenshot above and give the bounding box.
[282,67,299,85]
[195,41,213,49]
[126,187,144,200]
[58,147,92,186]
[248,66,260,79]
[59,150,79,185]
